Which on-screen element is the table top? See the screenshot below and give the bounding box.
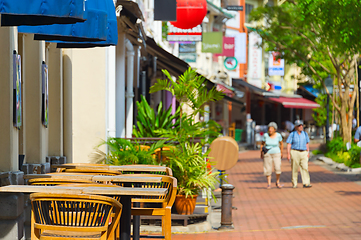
[0,185,168,196]
[52,164,169,172]
[24,173,163,183]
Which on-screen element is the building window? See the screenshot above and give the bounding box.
[245,3,254,23]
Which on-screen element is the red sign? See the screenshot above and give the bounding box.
[214,37,235,58]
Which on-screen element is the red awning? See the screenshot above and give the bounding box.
[269,97,320,109]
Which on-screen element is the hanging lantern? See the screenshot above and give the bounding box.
[170,0,207,29]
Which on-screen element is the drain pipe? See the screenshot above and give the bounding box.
[125,39,134,138]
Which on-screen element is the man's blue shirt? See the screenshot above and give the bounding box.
[354,126,361,141]
[286,131,310,151]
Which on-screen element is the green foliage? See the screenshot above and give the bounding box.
[324,137,361,168]
[150,67,225,117]
[311,149,324,155]
[100,138,165,166]
[163,142,219,197]
[250,0,361,142]
[326,137,347,154]
[312,93,333,127]
[133,95,181,138]
[346,144,361,168]
[149,68,224,196]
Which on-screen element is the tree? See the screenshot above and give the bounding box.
[250,0,361,143]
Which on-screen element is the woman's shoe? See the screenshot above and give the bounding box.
[303,184,312,188]
[266,185,271,189]
[276,182,283,189]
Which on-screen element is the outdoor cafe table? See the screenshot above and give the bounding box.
[52,163,170,172]
[0,185,168,240]
[24,173,164,183]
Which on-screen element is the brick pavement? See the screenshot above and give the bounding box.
[173,145,361,239]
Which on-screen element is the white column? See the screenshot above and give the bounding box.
[125,39,134,138]
[116,32,126,138]
[106,46,116,139]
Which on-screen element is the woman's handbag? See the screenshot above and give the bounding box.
[262,146,269,154]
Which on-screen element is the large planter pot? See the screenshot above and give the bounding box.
[174,194,198,215]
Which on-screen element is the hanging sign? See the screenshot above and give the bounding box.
[214,37,235,57]
[247,32,262,85]
[224,57,238,70]
[268,52,284,76]
[201,32,223,53]
[167,22,202,42]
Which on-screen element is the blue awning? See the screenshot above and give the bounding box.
[0,0,86,26]
[18,0,108,42]
[55,0,117,48]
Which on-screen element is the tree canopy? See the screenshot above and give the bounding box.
[250,0,361,142]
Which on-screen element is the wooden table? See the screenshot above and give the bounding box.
[24,173,164,183]
[0,185,168,240]
[52,164,169,172]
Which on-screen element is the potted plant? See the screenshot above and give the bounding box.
[150,68,225,214]
[97,138,165,166]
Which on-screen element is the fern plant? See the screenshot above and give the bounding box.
[100,138,165,166]
[133,95,181,138]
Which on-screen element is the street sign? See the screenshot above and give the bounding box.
[226,5,243,11]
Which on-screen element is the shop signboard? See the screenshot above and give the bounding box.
[234,32,246,64]
[223,0,243,11]
[13,51,21,129]
[214,37,235,57]
[167,22,202,42]
[224,57,238,70]
[179,42,196,53]
[179,52,197,63]
[268,52,284,76]
[201,32,223,53]
[247,32,262,82]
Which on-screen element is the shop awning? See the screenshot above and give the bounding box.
[56,0,118,48]
[233,78,279,97]
[18,0,109,42]
[269,97,320,109]
[1,0,86,26]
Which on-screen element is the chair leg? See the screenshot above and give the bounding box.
[163,210,172,240]
[31,210,40,240]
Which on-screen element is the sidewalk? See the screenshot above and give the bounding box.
[172,145,361,239]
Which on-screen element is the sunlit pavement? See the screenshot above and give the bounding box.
[173,144,361,239]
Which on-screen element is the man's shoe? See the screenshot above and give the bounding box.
[303,184,312,188]
[292,185,297,188]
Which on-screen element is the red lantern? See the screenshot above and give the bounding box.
[170,0,207,29]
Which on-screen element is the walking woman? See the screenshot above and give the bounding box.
[261,122,283,189]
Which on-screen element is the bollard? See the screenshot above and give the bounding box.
[219,183,235,230]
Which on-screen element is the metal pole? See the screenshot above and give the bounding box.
[219,184,235,230]
[326,95,330,142]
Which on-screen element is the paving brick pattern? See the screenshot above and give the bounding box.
[173,145,361,239]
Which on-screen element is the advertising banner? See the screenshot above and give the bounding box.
[179,53,197,63]
[214,37,235,57]
[268,52,284,76]
[234,32,246,64]
[167,22,202,42]
[201,32,223,53]
[247,32,262,82]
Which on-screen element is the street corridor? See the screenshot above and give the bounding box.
[173,146,361,239]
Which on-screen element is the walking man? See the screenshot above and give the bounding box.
[286,120,312,188]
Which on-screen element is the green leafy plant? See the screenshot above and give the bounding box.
[326,137,347,154]
[133,95,181,138]
[164,142,219,197]
[100,138,165,166]
[149,68,225,197]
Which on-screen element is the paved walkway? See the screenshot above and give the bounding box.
[173,145,361,239]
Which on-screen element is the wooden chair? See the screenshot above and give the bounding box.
[130,176,177,240]
[153,146,175,163]
[30,193,122,240]
[56,168,121,176]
